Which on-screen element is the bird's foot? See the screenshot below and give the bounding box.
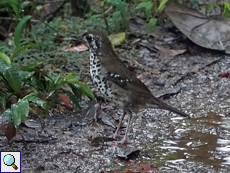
[112,133,132,144]
[118,136,132,145]
[112,132,123,139]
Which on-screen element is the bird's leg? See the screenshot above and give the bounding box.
[119,110,132,144]
[113,110,126,139]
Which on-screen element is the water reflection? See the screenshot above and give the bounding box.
[138,112,230,171]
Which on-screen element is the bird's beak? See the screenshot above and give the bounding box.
[67,34,83,42]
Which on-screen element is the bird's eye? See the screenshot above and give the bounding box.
[86,35,93,41]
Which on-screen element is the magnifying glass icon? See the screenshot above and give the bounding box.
[3,154,18,170]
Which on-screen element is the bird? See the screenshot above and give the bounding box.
[70,30,190,144]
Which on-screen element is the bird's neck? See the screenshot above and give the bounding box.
[89,49,99,61]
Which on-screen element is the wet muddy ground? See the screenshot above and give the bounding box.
[1,43,230,173]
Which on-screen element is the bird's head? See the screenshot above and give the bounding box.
[82,30,111,54]
[69,30,111,55]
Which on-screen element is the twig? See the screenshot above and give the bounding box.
[199,56,224,70]
[0,17,40,23]
[105,6,113,14]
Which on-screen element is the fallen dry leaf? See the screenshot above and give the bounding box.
[155,45,186,57]
[62,44,88,52]
[0,110,16,141]
[165,0,230,53]
[59,93,72,109]
[108,32,126,46]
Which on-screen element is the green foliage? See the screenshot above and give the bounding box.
[205,2,217,14]
[86,0,129,32]
[0,56,94,130]
[148,18,157,31]
[11,43,38,61]
[14,15,32,48]
[0,52,11,65]
[190,0,199,8]
[221,1,230,18]
[2,94,46,128]
[20,1,30,10]
[21,63,94,108]
[137,2,153,21]
[0,59,22,92]
[136,1,159,31]
[157,0,169,12]
[17,99,29,122]
[4,66,22,93]
[7,0,20,17]
[0,0,36,55]
[106,0,126,23]
[88,14,101,23]
[11,104,21,128]
[135,0,170,31]
[0,0,32,18]
[22,93,47,109]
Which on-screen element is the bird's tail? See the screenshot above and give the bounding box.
[158,101,190,118]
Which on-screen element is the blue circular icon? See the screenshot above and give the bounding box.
[3,154,15,166]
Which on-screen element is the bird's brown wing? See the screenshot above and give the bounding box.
[103,51,154,98]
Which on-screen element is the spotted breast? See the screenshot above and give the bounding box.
[90,52,115,102]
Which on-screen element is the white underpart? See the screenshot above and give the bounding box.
[90,51,114,101]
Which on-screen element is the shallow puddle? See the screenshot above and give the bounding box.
[129,111,230,172]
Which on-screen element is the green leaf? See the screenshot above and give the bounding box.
[0,59,8,74]
[65,73,78,82]
[5,67,22,92]
[145,6,152,21]
[78,82,94,99]
[54,73,62,84]
[101,1,105,7]
[21,0,30,9]
[55,73,79,89]
[17,99,29,122]
[23,94,47,109]
[157,0,168,12]
[148,18,157,32]
[64,90,80,108]
[55,81,69,90]
[107,0,126,16]
[112,11,120,22]
[14,15,32,48]
[88,14,101,23]
[136,1,153,20]
[68,83,82,99]
[18,70,32,82]
[205,3,217,13]
[11,43,38,60]
[191,0,199,8]
[36,5,43,10]
[20,61,43,71]
[222,1,230,17]
[11,104,21,128]
[8,0,19,17]
[0,0,9,4]
[136,1,152,9]
[0,52,11,65]
[0,94,6,110]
